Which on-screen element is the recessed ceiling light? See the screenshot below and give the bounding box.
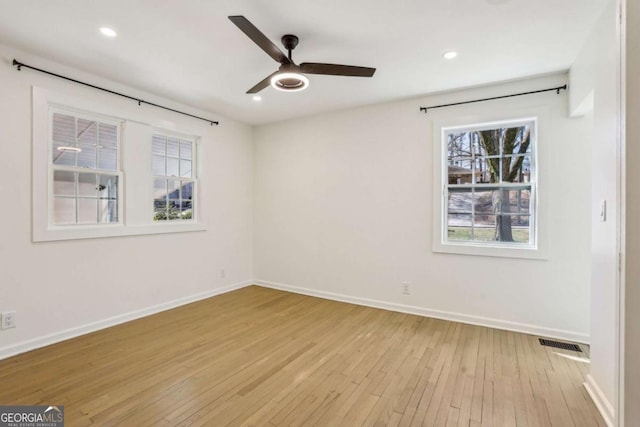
[443,51,458,60]
[252,95,262,102]
[99,27,117,38]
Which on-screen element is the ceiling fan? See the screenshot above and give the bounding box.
[228,15,376,94]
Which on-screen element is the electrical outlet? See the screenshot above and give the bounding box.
[402,282,411,295]
[1,311,16,330]
[220,269,226,278]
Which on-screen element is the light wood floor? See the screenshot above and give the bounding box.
[0,286,604,426]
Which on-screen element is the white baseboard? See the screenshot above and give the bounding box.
[0,280,252,361]
[584,374,616,427]
[254,279,590,344]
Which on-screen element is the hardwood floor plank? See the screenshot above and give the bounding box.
[0,286,604,426]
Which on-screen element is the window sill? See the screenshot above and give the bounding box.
[33,222,206,242]
[433,240,548,260]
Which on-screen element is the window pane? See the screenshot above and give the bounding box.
[447,213,472,241]
[180,160,192,178]
[77,143,97,169]
[168,180,180,200]
[448,159,472,185]
[98,147,117,170]
[167,138,180,157]
[472,189,493,214]
[153,155,166,176]
[154,179,167,200]
[98,123,117,150]
[52,142,78,166]
[53,198,75,224]
[154,201,167,221]
[501,155,531,183]
[98,175,118,200]
[504,126,532,155]
[78,198,98,223]
[494,214,530,243]
[99,199,118,223]
[473,215,497,241]
[154,179,168,221]
[181,200,193,219]
[167,158,179,177]
[182,182,193,201]
[508,214,530,228]
[52,113,75,144]
[447,188,472,213]
[447,132,472,157]
[77,119,97,145]
[471,134,485,157]
[53,171,76,196]
[180,141,192,160]
[78,173,97,197]
[152,135,166,155]
[168,200,180,220]
[474,130,500,155]
[498,188,531,214]
[473,157,496,184]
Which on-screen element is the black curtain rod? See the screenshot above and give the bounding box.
[419,84,567,113]
[12,59,219,126]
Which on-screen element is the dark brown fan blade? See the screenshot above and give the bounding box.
[300,63,376,77]
[228,16,290,65]
[246,71,279,94]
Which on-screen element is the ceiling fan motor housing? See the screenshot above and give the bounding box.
[281,34,299,52]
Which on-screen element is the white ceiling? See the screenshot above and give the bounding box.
[0,0,607,125]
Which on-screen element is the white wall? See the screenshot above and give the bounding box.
[0,44,254,357]
[624,0,640,423]
[569,0,619,422]
[254,74,592,342]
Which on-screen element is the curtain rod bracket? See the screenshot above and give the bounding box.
[11,59,220,126]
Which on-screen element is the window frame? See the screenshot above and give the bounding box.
[48,106,124,227]
[151,131,199,223]
[443,118,537,248]
[432,110,549,260]
[33,86,206,242]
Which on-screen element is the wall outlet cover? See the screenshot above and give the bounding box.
[1,311,16,330]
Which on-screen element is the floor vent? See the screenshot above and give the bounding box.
[539,338,582,352]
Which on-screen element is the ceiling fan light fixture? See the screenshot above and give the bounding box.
[270,72,309,92]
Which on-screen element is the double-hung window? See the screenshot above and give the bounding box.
[152,133,196,221]
[442,118,536,248]
[50,109,121,225]
[34,88,206,241]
